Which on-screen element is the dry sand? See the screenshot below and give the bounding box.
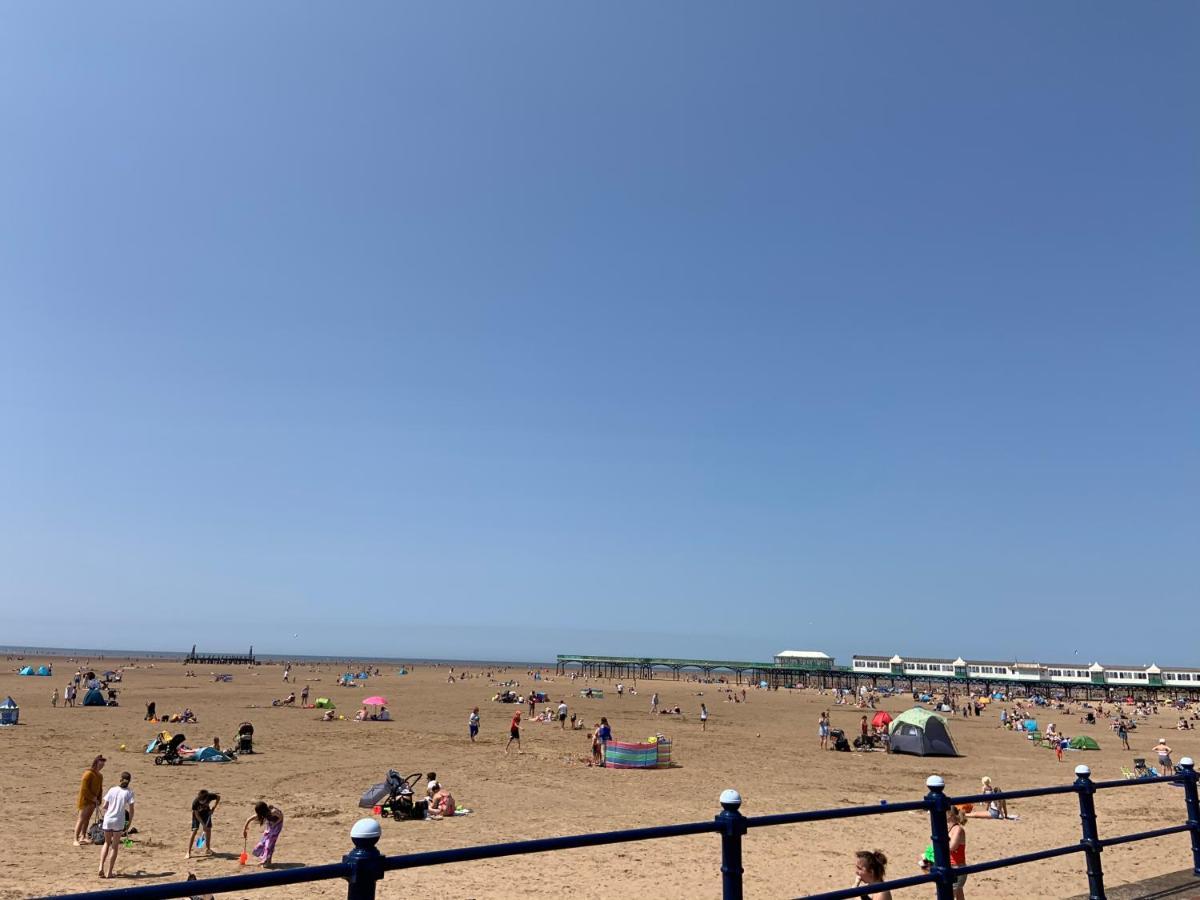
[1,658,1196,899]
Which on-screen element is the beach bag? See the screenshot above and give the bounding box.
[359,782,390,809]
[89,819,104,844]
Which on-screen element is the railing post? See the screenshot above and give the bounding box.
[924,775,954,900]
[1074,764,1106,900]
[716,788,747,900]
[1179,757,1200,876]
[344,818,384,900]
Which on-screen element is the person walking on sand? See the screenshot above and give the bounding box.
[1118,720,1130,751]
[558,699,568,729]
[819,711,830,750]
[242,802,284,867]
[97,771,134,879]
[700,703,709,731]
[301,685,309,707]
[469,707,480,742]
[506,711,522,754]
[75,755,106,846]
[650,692,659,714]
[187,789,220,858]
[52,687,59,708]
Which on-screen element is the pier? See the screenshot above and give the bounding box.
[183,644,257,666]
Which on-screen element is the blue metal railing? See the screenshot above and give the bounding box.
[43,760,1200,900]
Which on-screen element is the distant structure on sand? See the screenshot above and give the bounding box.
[558,649,1200,699]
[184,644,256,666]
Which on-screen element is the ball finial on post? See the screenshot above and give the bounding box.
[350,818,382,850]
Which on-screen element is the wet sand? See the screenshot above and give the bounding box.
[1,658,1195,899]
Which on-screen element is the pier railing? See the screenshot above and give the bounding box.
[45,760,1200,900]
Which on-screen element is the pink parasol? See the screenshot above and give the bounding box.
[362,696,389,707]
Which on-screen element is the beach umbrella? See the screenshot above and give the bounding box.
[871,711,893,729]
[362,696,388,707]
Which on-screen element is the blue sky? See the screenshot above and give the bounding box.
[1,3,1197,665]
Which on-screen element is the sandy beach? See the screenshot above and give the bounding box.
[1,657,1196,899]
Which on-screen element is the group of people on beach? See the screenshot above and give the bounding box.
[74,755,284,880]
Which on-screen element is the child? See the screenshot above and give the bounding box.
[188,789,221,858]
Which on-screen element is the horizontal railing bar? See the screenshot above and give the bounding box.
[38,861,352,900]
[1100,824,1191,848]
[746,800,928,828]
[381,820,719,871]
[792,871,937,899]
[951,842,1085,876]
[949,784,1080,804]
[1092,775,1181,790]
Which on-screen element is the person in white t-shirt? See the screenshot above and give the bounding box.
[98,771,135,878]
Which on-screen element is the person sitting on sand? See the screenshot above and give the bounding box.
[353,707,367,722]
[427,783,456,819]
[852,849,891,900]
[377,706,392,721]
[180,708,197,724]
[964,777,1009,820]
[321,709,336,721]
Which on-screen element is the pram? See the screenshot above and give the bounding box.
[154,733,189,766]
[235,722,255,754]
[830,728,851,752]
[360,770,428,821]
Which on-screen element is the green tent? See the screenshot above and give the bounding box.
[1069,735,1100,750]
[889,707,959,756]
[314,697,335,709]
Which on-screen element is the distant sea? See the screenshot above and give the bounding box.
[0,645,554,667]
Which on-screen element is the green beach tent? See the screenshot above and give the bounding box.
[889,707,959,757]
[1069,735,1100,750]
[314,698,335,709]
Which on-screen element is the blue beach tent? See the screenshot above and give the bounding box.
[82,688,106,707]
[18,666,34,676]
[0,696,18,726]
[36,665,51,676]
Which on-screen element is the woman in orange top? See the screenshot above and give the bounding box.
[947,806,967,899]
[74,756,106,846]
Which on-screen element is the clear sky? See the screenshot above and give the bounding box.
[1,3,1196,665]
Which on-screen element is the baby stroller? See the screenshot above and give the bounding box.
[830,728,851,752]
[154,733,189,766]
[235,722,255,754]
[360,770,428,821]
